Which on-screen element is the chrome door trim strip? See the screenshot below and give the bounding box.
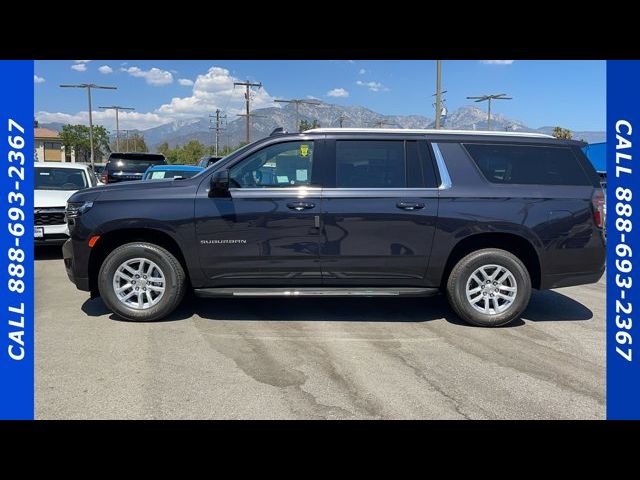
[431,142,453,190]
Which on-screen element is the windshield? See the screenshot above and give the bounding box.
[108,159,165,173]
[35,167,88,191]
[144,169,201,180]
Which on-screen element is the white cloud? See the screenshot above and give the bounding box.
[71,63,87,72]
[35,110,169,131]
[122,66,174,86]
[34,75,45,84]
[178,78,194,86]
[359,68,366,74]
[327,88,349,98]
[480,60,515,65]
[98,65,113,74]
[356,80,388,92]
[156,66,275,117]
[37,64,279,130]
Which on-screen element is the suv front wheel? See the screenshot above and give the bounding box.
[98,242,186,321]
[446,248,531,327]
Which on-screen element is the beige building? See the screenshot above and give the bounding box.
[34,127,75,162]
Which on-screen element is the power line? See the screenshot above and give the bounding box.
[209,109,227,156]
[366,119,398,128]
[99,105,134,152]
[233,80,262,143]
[60,83,117,169]
[466,93,512,131]
[274,98,321,132]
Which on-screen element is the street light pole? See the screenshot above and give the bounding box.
[60,83,117,169]
[99,105,135,152]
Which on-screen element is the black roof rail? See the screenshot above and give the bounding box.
[270,127,288,136]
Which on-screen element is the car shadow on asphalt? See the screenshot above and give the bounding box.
[80,288,593,328]
[35,245,64,261]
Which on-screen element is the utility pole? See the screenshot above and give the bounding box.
[233,80,262,143]
[466,93,512,131]
[60,83,117,169]
[209,109,226,156]
[99,105,134,152]
[122,130,132,152]
[337,114,347,128]
[434,60,442,129]
[432,89,448,128]
[274,98,321,132]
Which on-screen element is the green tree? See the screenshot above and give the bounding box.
[552,126,572,139]
[178,140,208,164]
[111,132,148,153]
[59,124,111,162]
[298,119,320,132]
[157,141,170,157]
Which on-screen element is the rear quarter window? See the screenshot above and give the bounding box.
[464,143,592,186]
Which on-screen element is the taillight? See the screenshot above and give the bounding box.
[100,171,108,184]
[592,189,605,229]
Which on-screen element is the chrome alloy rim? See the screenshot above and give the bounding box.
[112,258,166,310]
[465,264,517,315]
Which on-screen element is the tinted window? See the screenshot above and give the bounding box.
[108,158,165,173]
[35,168,88,190]
[230,141,314,188]
[464,143,591,186]
[336,141,405,188]
[145,169,200,180]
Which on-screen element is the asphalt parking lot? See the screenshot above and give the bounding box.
[35,246,605,419]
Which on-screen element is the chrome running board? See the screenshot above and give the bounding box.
[194,287,439,298]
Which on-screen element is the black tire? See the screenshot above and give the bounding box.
[98,242,186,322]
[446,248,531,327]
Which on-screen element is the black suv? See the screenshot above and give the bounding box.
[63,129,605,327]
[100,152,166,184]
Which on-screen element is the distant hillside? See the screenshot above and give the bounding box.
[40,102,605,150]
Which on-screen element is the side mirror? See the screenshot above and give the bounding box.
[209,170,230,197]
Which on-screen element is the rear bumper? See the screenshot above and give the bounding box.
[62,239,90,291]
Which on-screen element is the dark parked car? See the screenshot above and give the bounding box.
[100,152,166,184]
[197,155,223,169]
[63,128,605,326]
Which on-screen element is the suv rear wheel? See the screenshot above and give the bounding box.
[98,242,186,321]
[446,248,531,327]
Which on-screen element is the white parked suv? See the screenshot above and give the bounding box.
[35,162,99,245]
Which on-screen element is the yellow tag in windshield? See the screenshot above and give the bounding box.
[299,144,310,157]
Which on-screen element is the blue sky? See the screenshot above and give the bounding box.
[34,60,605,131]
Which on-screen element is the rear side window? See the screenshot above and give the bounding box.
[464,143,592,186]
[336,140,405,188]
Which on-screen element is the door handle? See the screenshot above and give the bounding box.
[396,201,425,211]
[287,201,316,211]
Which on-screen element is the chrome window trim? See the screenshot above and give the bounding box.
[431,143,453,190]
[229,187,322,198]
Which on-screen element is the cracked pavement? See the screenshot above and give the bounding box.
[35,246,605,419]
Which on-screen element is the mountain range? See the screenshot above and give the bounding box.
[41,102,606,150]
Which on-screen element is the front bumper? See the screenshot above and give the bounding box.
[62,238,90,291]
[35,223,69,245]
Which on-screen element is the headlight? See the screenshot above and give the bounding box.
[66,201,94,219]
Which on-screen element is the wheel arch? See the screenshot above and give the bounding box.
[441,232,541,290]
[88,227,190,297]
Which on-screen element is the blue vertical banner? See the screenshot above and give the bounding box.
[607,60,640,419]
[0,61,34,419]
